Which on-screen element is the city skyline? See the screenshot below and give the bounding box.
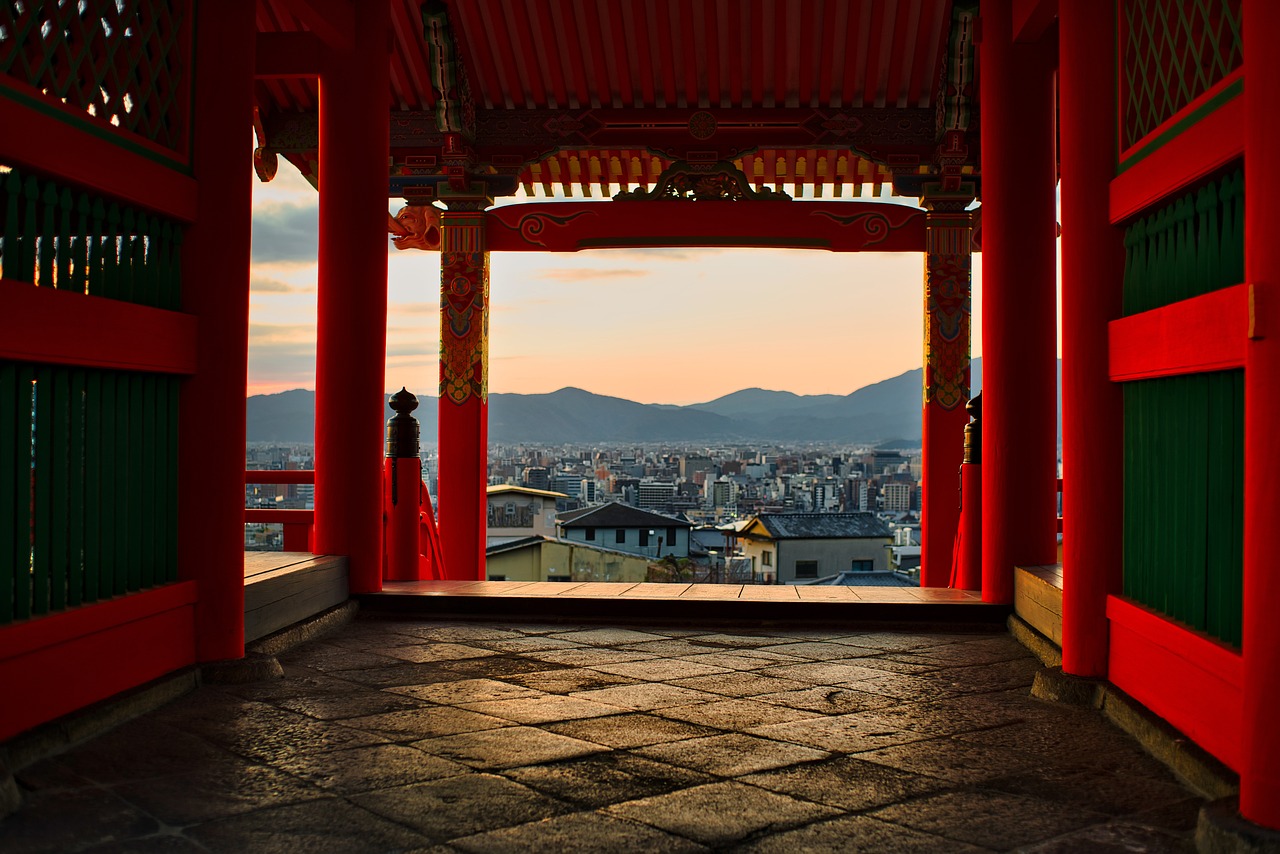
[248,160,1015,406]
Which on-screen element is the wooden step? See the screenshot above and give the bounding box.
[1015,564,1063,646]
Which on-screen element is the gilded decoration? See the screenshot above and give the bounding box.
[439,215,489,405]
[388,204,442,251]
[924,220,972,410]
[614,161,790,201]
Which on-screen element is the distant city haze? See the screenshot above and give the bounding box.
[249,161,1009,405]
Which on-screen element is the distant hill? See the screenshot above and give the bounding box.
[246,357,1062,444]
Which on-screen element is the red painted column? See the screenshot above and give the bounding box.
[920,199,974,588]
[313,0,390,594]
[177,0,255,662]
[1242,0,1280,828]
[437,206,490,581]
[1059,0,1125,677]
[978,0,1059,603]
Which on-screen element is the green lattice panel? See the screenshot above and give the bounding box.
[0,0,191,152]
[1121,0,1242,152]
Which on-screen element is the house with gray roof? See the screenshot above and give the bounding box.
[556,502,691,560]
[738,512,894,585]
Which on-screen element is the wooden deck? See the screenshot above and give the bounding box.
[1014,564,1064,646]
[360,580,1007,627]
[244,552,349,643]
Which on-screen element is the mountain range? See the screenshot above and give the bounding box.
[247,357,1062,445]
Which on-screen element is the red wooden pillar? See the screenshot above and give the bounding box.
[920,196,974,588]
[977,0,1059,603]
[437,205,491,581]
[313,0,390,594]
[177,0,255,662]
[1058,0,1125,677]
[1242,0,1280,828]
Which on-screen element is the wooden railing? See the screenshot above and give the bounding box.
[245,470,315,552]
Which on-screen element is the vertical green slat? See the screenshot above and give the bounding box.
[1188,374,1210,629]
[87,199,106,297]
[0,365,16,624]
[11,366,35,621]
[166,377,179,580]
[97,373,115,600]
[84,371,102,605]
[39,182,57,288]
[114,373,130,595]
[19,176,40,283]
[1229,370,1244,643]
[128,375,144,591]
[50,367,70,612]
[139,376,156,588]
[131,213,149,307]
[153,378,168,584]
[32,367,52,615]
[1205,372,1229,641]
[56,187,73,291]
[146,216,162,308]
[103,203,121,301]
[73,194,91,294]
[120,208,136,304]
[68,370,86,608]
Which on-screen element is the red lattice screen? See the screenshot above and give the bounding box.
[0,0,192,153]
[1120,0,1242,153]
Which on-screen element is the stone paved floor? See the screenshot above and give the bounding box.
[1,618,1204,853]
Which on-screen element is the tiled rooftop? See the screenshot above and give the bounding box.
[0,617,1204,852]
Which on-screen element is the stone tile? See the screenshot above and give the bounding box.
[677,651,804,671]
[570,683,724,711]
[1128,798,1206,833]
[272,743,465,794]
[825,632,962,653]
[669,672,810,698]
[954,720,1168,776]
[0,787,158,854]
[605,781,839,846]
[592,659,733,681]
[551,627,670,645]
[387,677,544,706]
[543,712,721,749]
[394,624,523,643]
[436,655,568,680]
[502,753,715,808]
[911,658,1042,694]
[618,639,721,657]
[459,695,629,724]
[451,812,709,854]
[414,726,606,769]
[856,736,1038,784]
[350,774,571,843]
[501,667,640,695]
[635,734,829,777]
[869,789,1107,850]
[111,758,326,824]
[851,672,968,702]
[981,767,1201,818]
[339,706,513,741]
[216,665,366,702]
[525,648,659,668]
[657,699,821,730]
[479,636,582,653]
[277,642,403,672]
[188,796,428,853]
[755,661,895,686]
[753,641,871,661]
[336,661,479,689]
[731,814,993,854]
[687,633,786,648]
[272,689,429,721]
[1016,821,1194,853]
[754,686,898,715]
[80,835,209,854]
[53,719,237,784]
[12,758,96,793]
[747,713,934,754]
[740,754,949,811]
[175,705,388,765]
[365,643,499,663]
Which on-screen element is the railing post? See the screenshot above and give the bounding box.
[954,394,982,590]
[384,388,422,582]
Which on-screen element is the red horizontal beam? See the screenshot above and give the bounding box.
[0,280,197,374]
[245,509,316,524]
[1108,284,1251,382]
[1013,0,1059,43]
[255,32,326,78]
[1107,594,1242,769]
[1111,72,1243,225]
[274,0,354,53]
[0,81,197,222]
[0,581,197,741]
[486,200,927,253]
[246,470,316,484]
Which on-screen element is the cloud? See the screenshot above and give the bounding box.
[389,302,439,315]
[251,201,318,265]
[536,268,649,282]
[250,275,297,293]
[588,247,725,262]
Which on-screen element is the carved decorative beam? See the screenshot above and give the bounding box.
[614,161,791,201]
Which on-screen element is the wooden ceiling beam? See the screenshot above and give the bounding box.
[275,0,353,53]
[625,2,657,108]
[391,0,434,108]
[885,0,917,108]
[534,2,572,108]
[506,0,548,108]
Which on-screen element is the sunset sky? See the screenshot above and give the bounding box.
[247,161,1025,406]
